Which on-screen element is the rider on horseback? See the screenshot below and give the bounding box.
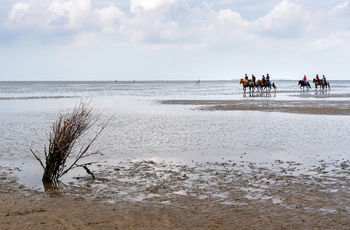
[266,74,270,87]
[244,74,252,86]
[251,74,256,86]
[322,75,327,85]
[315,74,321,85]
[303,75,308,84]
[262,75,266,85]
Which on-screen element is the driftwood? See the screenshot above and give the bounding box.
[31,101,111,182]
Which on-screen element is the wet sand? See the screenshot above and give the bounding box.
[2,157,350,229]
[160,99,350,115]
[2,97,350,229]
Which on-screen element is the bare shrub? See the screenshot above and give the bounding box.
[31,101,111,182]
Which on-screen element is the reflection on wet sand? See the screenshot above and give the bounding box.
[243,92,276,98]
[315,90,331,96]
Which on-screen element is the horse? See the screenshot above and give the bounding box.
[298,80,311,90]
[313,78,322,89]
[240,78,255,92]
[256,80,277,92]
[256,80,264,91]
[312,78,331,90]
[321,80,331,90]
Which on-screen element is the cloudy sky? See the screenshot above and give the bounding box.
[1,0,349,81]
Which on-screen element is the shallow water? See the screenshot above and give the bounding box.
[1,80,350,190]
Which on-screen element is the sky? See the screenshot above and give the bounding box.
[0,0,350,81]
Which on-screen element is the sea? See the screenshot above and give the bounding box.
[1,80,350,189]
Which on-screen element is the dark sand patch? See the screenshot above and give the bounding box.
[160,100,350,115]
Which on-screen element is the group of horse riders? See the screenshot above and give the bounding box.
[244,73,272,87]
[302,74,327,85]
[299,74,330,90]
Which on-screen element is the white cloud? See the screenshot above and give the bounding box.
[216,9,248,27]
[255,0,302,29]
[2,1,350,80]
[48,0,91,28]
[195,8,252,46]
[130,0,177,13]
[8,2,31,22]
[2,0,349,47]
[331,1,348,14]
[94,4,126,34]
[312,31,350,49]
[0,0,312,46]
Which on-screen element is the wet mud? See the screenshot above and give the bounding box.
[160,99,350,115]
[1,158,350,229]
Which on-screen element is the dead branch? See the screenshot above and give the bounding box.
[31,100,112,183]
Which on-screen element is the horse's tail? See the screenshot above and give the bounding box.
[254,82,260,91]
[272,82,277,90]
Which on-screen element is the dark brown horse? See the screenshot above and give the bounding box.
[257,80,277,92]
[322,79,331,90]
[313,78,322,89]
[313,78,331,90]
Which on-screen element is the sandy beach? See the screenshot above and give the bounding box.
[1,156,350,229]
[2,97,350,229]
